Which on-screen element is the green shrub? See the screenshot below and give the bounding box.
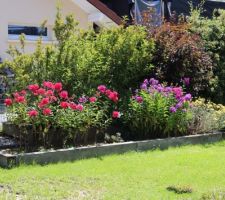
[124,78,192,139]
[75,25,155,96]
[189,9,225,103]
[1,9,155,99]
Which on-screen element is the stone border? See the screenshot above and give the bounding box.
[0,131,224,168]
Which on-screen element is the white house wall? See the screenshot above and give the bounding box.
[0,0,90,61]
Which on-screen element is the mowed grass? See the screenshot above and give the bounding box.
[1,141,225,199]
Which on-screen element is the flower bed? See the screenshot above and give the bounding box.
[125,78,192,139]
[4,82,120,151]
[4,77,225,154]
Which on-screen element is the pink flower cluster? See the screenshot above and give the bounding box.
[5,82,120,119]
[97,85,120,118]
[97,85,119,103]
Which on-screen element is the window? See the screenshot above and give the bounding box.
[8,25,48,41]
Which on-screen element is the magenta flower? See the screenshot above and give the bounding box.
[112,111,120,119]
[172,87,183,99]
[97,85,106,93]
[43,81,54,89]
[140,83,147,90]
[136,96,143,103]
[170,106,177,113]
[89,97,97,103]
[37,88,46,95]
[4,98,13,106]
[76,104,84,111]
[60,101,69,109]
[43,108,52,116]
[59,91,68,99]
[149,78,159,86]
[183,77,190,86]
[175,102,183,109]
[79,96,87,103]
[184,94,192,101]
[28,110,38,117]
[28,84,39,92]
[69,102,77,110]
[54,82,62,91]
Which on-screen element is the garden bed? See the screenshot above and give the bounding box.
[0,131,224,168]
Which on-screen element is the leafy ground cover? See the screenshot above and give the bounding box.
[1,141,225,199]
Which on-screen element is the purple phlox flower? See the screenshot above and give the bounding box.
[170,106,177,113]
[184,93,192,101]
[136,96,143,103]
[156,85,163,93]
[164,86,172,93]
[183,77,190,86]
[179,97,185,103]
[149,78,159,86]
[79,96,87,103]
[175,102,183,109]
[140,83,147,90]
[143,79,149,85]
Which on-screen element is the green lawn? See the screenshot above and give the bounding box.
[1,141,225,200]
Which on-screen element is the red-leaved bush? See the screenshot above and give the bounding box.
[149,22,213,96]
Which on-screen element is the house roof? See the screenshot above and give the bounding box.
[87,0,122,25]
[71,0,122,26]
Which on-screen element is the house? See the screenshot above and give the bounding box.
[1,0,225,61]
[0,0,122,61]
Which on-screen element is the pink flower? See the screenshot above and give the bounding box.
[49,96,57,102]
[43,81,54,89]
[28,84,39,92]
[112,111,120,119]
[108,91,119,103]
[4,98,13,106]
[54,82,62,91]
[89,97,97,103]
[105,89,112,96]
[60,101,69,109]
[41,98,49,105]
[32,91,39,96]
[20,90,27,96]
[59,91,68,99]
[69,102,77,110]
[136,96,143,103]
[15,96,26,103]
[28,110,38,117]
[45,90,54,96]
[13,92,20,98]
[38,98,50,108]
[76,104,84,111]
[37,88,46,95]
[97,85,106,93]
[43,108,52,116]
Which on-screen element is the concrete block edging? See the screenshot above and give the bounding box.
[0,131,224,168]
